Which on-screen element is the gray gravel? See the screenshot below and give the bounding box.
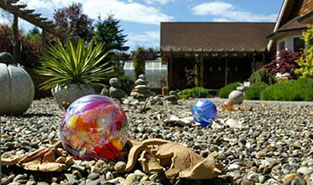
[1,98,313,185]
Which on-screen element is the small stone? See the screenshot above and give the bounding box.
[297,167,313,176]
[13,174,26,182]
[125,173,137,185]
[91,166,101,174]
[72,165,87,174]
[114,161,126,174]
[106,172,114,180]
[134,170,146,177]
[88,173,100,180]
[257,151,267,158]
[37,182,50,185]
[26,181,37,185]
[228,163,241,171]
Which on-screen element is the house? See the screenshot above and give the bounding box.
[268,0,313,53]
[161,22,275,90]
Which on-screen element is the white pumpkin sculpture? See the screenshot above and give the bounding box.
[0,52,35,114]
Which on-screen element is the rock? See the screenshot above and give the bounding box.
[135,85,150,90]
[297,167,313,176]
[71,165,87,175]
[227,163,241,171]
[109,78,122,88]
[225,119,242,128]
[88,173,100,180]
[109,87,126,99]
[13,174,26,182]
[26,181,36,185]
[228,90,244,105]
[65,173,79,185]
[2,174,15,185]
[37,182,50,185]
[125,173,137,185]
[105,171,114,180]
[138,74,146,80]
[135,79,148,86]
[91,166,101,174]
[114,161,126,174]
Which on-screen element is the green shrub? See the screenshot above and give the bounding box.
[218,82,240,98]
[261,78,313,101]
[244,82,268,100]
[179,87,210,99]
[120,76,134,95]
[249,68,276,85]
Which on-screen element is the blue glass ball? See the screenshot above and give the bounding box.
[192,99,217,126]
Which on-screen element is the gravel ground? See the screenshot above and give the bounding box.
[1,98,313,185]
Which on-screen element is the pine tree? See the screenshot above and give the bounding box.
[95,15,129,53]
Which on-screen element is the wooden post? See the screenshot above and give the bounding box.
[252,54,256,73]
[225,56,228,86]
[12,14,19,63]
[168,54,173,90]
[41,29,47,51]
[200,52,204,87]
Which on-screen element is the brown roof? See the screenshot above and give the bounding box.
[277,17,306,31]
[161,22,275,52]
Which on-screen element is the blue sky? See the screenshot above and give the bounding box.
[0,0,283,51]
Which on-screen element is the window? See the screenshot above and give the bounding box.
[279,41,285,51]
[294,37,305,52]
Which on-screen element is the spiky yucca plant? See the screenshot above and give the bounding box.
[36,38,113,90]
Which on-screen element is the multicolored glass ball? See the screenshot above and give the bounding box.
[192,99,217,126]
[60,95,128,160]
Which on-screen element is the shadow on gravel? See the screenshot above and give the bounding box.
[15,113,56,118]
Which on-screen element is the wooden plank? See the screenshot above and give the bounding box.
[3,0,19,3]
[23,9,35,14]
[0,1,68,39]
[12,14,19,63]
[41,29,47,51]
[12,4,27,9]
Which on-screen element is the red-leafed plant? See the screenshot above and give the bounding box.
[265,50,301,79]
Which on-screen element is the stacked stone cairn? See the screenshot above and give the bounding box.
[108,78,126,101]
[164,90,180,104]
[130,74,154,100]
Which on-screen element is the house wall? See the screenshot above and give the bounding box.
[168,54,265,90]
[276,35,303,53]
[300,0,313,16]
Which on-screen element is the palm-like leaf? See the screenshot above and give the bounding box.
[36,38,113,90]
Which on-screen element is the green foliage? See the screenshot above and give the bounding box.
[119,75,134,95]
[95,15,129,53]
[296,24,313,78]
[26,26,41,42]
[36,38,113,90]
[179,87,211,99]
[218,82,240,98]
[260,78,313,101]
[249,68,276,85]
[244,82,268,100]
[54,3,94,42]
[133,47,146,78]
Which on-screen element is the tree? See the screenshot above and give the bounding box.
[54,3,94,41]
[296,25,313,78]
[265,50,301,79]
[27,26,41,42]
[133,47,146,78]
[95,15,129,53]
